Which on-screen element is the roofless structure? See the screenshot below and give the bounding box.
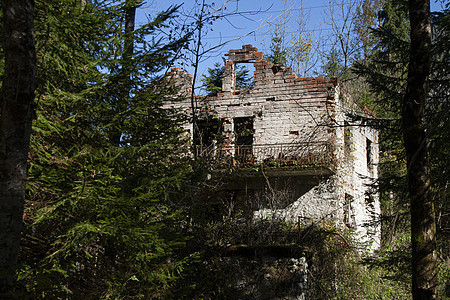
[165,44,380,250]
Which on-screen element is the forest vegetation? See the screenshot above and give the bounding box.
[0,0,448,298]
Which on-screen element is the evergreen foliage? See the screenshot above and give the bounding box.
[265,34,288,66]
[0,0,447,297]
[200,60,253,96]
[354,0,449,296]
[200,62,224,96]
[16,0,193,297]
[320,48,346,78]
[353,0,411,243]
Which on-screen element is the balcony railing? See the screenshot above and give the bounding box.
[195,142,335,169]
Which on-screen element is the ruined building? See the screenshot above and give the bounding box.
[166,45,380,251]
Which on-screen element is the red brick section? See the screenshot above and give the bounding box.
[165,45,339,103]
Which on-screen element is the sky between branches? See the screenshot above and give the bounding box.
[136,0,446,84]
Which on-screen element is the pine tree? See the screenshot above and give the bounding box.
[201,60,253,96]
[17,0,193,297]
[265,34,288,66]
[320,48,345,78]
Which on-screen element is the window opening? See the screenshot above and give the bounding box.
[194,117,224,156]
[366,138,373,172]
[271,65,282,74]
[344,193,355,228]
[234,117,254,162]
[235,62,255,91]
[344,121,351,157]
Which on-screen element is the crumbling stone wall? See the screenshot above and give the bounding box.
[165,45,380,251]
[334,92,381,250]
[165,45,337,148]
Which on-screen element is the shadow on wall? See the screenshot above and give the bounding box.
[229,175,322,211]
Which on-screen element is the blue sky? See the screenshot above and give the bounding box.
[136,0,446,85]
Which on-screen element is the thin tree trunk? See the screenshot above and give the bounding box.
[110,0,135,145]
[0,0,36,293]
[190,0,206,160]
[402,0,437,298]
[124,1,136,61]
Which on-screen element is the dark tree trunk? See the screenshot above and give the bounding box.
[402,0,437,298]
[124,1,136,62]
[0,0,36,293]
[110,0,135,146]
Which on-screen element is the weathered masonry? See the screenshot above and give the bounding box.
[166,44,380,251]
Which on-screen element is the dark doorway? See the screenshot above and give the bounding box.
[234,116,254,161]
[194,117,224,156]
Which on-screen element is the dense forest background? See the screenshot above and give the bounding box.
[0,0,448,298]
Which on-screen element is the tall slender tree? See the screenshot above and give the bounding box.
[403,0,437,298]
[354,0,446,296]
[0,0,36,293]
